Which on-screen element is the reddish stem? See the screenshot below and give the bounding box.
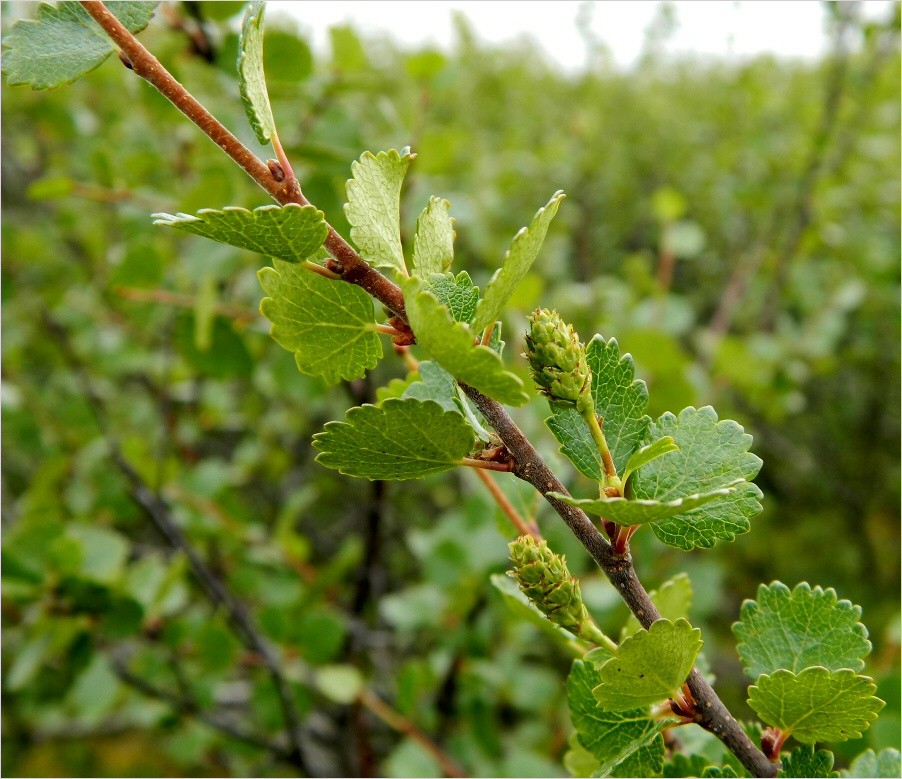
[460,458,512,473]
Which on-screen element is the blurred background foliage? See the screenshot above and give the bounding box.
[1,1,899,776]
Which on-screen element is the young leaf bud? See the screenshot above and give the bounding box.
[524,309,592,413]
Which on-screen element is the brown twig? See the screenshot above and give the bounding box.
[112,656,292,761]
[461,384,778,778]
[358,688,466,778]
[460,457,512,472]
[79,1,406,319]
[42,311,311,775]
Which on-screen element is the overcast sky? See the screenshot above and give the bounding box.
[268,1,894,71]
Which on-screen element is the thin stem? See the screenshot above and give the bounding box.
[584,410,619,489]
[671,689,692,717]
[612,523,639,555]
[79,1,407,318]
[480,322,495,346]
[112,658,294,762]
[357,688,466,779]
[270,130,296,184]
[580,622,619,654]
[372,323,406,337]
[461,384,778,779]
[302,259,341,279]
[395,344,420,373]
[460,457,512,473]
[472,468,540,539]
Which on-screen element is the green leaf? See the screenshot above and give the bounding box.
[563,731,602,778]
[6,631,53,691]
[313,399,475,480]
[622,573,692,639]
[153,204,328,263]
[567,653,668,778]
[778,745,839,778]
[454,387,495,443]
[622,437,679,486]
[296,608,346,663]
[593,619,703,711]
[264,30,313,83]
[632,406,763,550]
[314,665,363,704]
[423,272,479,323]
[69,653,119,722]
[587,337,652,474]
[471,191,565,333]
[258,257,381,384]
[345,148,412,276]
[237,0,275,144]
[402,360,458,412]
[412,196,454,276]
[68,525,129,584]
[196,621,239,672]
[733,581,872,680]
[844,749,901,778]
[403,362,495,445]
[197,1,245,21]
[402,362,492,439]
[546,337,651,480]
[2,2,157,90]
[404,278,528,406]
[663,754,711,777]
[747,668,884,743]
[176,315,253,378]
[548,482,741,527]
[547,408,603,481]
[377,375,416,404]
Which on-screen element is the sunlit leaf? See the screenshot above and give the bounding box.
[259,257,381,384]
[154,204,328,263]
[471,190,564,333]
[237,0,275,144]
[748,668,883,743]
[733,581,872,679]
[592,619,703,711]
[313,399,475,480]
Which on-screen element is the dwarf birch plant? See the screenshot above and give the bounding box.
[2,2,897,778]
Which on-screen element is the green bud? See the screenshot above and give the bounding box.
[508,536,592,636]
[524,309,592,412]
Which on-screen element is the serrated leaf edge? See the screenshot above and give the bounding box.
[406,282,529,406]
[733,581,871,680]
[311,398,475,479]
[1,2,158,90]
[748,667,884,742]
[345,148,414,276]
[237,0,276,145]
[592,618,703,709]
[471,190,565,333]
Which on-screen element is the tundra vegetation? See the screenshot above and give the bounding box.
[1,2,899,777]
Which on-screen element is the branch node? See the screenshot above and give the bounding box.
[267,159,285,182]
